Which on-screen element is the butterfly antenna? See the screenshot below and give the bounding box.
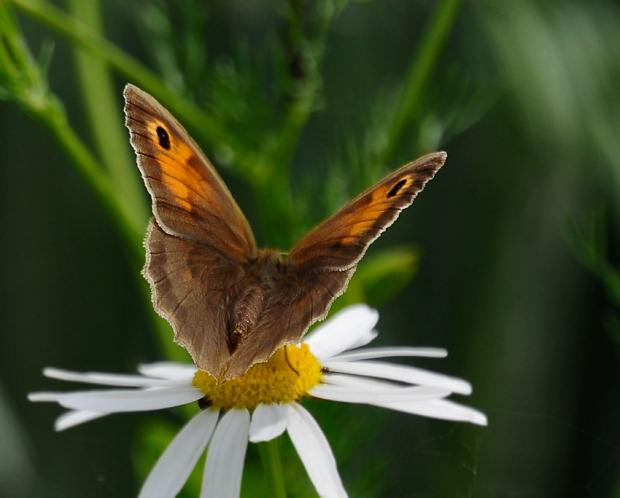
[284,346,300,376]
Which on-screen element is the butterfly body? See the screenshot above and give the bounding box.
[228,249,285,347]
[124,84,446,380]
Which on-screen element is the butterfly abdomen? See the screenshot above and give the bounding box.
[230,285,263,349]
[229,249,285,350]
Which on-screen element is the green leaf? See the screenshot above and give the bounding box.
[340,245,421,309]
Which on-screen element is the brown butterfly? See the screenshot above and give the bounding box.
[123,84,446,381]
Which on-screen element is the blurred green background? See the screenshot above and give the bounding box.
[1,0,620,496]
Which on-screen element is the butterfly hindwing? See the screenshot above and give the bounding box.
[145,220,248,376]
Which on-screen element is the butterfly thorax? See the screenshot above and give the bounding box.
[229,249,286,350]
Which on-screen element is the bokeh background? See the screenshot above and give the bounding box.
[1,0,620,496]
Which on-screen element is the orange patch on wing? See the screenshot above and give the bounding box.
[166,142,202,192]
[173,139,197,165]
[143,119,201,212]
[342,195,388,237]
[345,220,376,238]
[154,167,192,211]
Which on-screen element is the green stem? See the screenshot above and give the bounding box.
[380,0,462,164]
[65,0,187,362]
[252,171,296,249]
[259,439,287,498]
[43,96,183,364]
[38,103,145,269]
[10,0,250,170]
[5,0,181,360]
[251,2,331,248]
[68,0,149,232]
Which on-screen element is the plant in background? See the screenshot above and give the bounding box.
[570,210,620,358]
[1,0,485,496]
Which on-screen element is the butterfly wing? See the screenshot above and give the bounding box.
[124,84,258,376]
[288,152,446,271]
[145,221,248,376]
[123,84,257,260]
[224,152,446,378]
[125,83,444,379]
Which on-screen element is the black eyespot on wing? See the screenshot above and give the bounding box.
[387,179,407,198]
[156,126,171,150]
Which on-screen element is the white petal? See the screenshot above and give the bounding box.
[334,346,448,361]
[379,398,488,426]
[202,409,250,498]
[56,386,203,412]
[137,362,197,381]
[55,410,107,431]
[28,392,63,402]
[317,371,449,394]
[249,404,288,442]
[345,329,379,351]
[139,409,219,498]
[324,360,472,395]
[286,403,347,498]
[320,372,401,390]
[43,367,190,387]
[305,305,379,361]
[310,383,449,404]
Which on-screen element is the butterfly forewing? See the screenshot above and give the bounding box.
[124,84,256,262]
[288,152,446,271]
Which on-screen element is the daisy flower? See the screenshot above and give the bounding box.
[29,304,486,497]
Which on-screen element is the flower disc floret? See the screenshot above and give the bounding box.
[193,344,322,410]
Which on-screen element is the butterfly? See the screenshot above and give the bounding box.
[123,84,446,381]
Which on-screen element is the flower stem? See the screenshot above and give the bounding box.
[39,102,145,268]
[68,0,149,231]
[260,439,287,498]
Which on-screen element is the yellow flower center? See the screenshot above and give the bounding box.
[192,344,323,410]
